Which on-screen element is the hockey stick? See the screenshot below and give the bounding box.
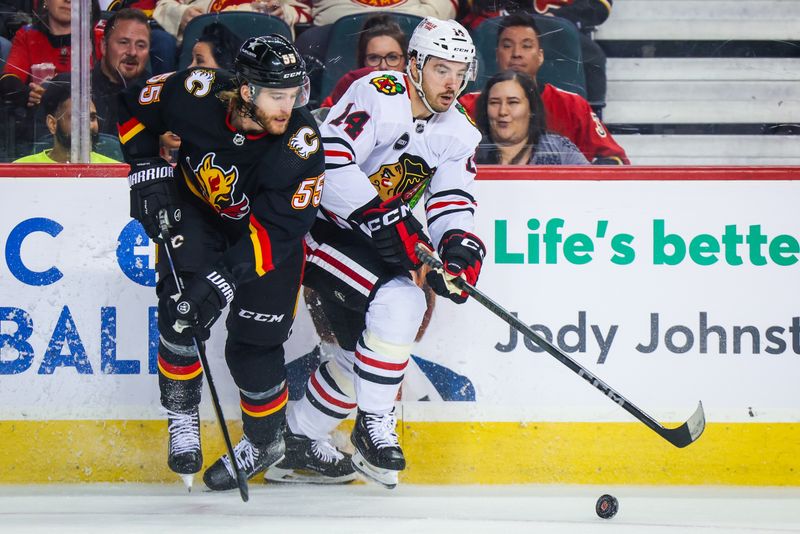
[158,212,250,502]
[416,244,705,448]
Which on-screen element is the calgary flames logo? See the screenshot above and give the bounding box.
[368,153,434,207]
[192,153,250,219]
[370,74,405,96]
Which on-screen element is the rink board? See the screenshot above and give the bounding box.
[1,165,799,485]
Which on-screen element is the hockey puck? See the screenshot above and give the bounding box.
[595,494,618,519]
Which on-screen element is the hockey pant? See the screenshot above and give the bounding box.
[288,222,426,440]
[155,203,303,446]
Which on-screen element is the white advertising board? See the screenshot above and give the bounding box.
[1,176,798,423]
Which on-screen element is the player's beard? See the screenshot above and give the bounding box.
[55,122,100,151]
[252,106,292,136]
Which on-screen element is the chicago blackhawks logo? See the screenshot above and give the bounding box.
[368,153,434,207]
[185,69,215,97]
[370,74,405,96]
[192,153,250,219]
[288,126,320,159]
[455,102,476,127]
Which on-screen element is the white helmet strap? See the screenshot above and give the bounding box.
[407,55,437,116]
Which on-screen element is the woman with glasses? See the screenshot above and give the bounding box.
[318,14,407,108]
[357,14,407,71]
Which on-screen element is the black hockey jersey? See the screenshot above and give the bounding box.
[118,68,324,285]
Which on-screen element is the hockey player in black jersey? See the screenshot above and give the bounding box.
[118,35,353,491]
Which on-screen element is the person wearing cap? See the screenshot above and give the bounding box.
[14,73,118,163]
[268,17,486,489]
[117,34,331,492]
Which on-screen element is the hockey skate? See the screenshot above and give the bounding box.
[264,432,357,484]
[350,408,405,489]
[203,435,285,491]
[166,408,203,491]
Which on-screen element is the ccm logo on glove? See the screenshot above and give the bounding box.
[365,203,412,232]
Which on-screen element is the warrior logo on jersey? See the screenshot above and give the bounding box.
[368,153,434,207]
[288,126,320,159]
[191,153,250,220]
[185,69,215,98]
[370,74,405,96]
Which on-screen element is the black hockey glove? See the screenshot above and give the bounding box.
[128,157,180,240]
[168,267,236,341]
[426,230,486,304]
[358,194,433,271]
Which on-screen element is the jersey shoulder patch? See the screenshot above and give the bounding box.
[183,68,217,98]
[367,73,407,97]
[454,102,476,127]
[288,125,321,160]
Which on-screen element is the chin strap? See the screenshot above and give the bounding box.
[406,60,437,116]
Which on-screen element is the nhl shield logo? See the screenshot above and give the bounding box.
[233,133,245,146]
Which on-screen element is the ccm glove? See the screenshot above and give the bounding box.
[359,194,433,270]
[426,230,486,304]
[128,157,180,239]
[168,267,236,340]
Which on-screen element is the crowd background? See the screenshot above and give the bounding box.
[0,0,796,165]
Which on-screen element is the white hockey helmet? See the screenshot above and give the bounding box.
[407,17,477,113]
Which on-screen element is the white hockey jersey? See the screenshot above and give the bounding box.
[319,70,481,249]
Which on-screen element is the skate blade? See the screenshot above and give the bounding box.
[351,451,399,489]
[179,474,194,492]
[264,465,357,485]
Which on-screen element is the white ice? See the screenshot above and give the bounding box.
[1,483,799,534]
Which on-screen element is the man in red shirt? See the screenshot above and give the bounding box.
[459,12,628,165]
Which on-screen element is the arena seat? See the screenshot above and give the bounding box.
[318,13,423,102]
[596,0,800,164]
[471,14,586,98]
[177,12,292,71]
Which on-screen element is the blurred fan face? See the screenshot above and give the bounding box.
[47,0,71,26]
[189,42,221,69]
[363,36,406,70]
[496,26,544,79]
[486,79,530,146]
[419,56,470,112]
[102,19,150,82]
[50,99,100,149]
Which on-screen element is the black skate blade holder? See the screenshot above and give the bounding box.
[415,243,705,449]
[159,210,250,502]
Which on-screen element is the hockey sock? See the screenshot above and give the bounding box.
[157,338,202,412]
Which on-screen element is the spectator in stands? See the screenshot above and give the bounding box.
[459,13,628,164]
[14,74,118,162]
[159,22,241,163]
[92,8,150,134]
[474,70,587,165]
[317,14,407,108]
[152,0,311,44]
[294,1,454,97]
[461,0,612,116]
[0,0,99,109]
[187,20,240,70]
[102,0,180,74]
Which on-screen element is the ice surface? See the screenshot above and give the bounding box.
[0,483,798,534]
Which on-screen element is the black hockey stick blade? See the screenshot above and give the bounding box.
[655,401,706,448]
[159,211,250,502]
[416,244,706,449]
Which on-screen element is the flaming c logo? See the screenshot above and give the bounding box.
[192,153,250,219]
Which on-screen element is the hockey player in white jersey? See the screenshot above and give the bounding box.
[265,17,486,488]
